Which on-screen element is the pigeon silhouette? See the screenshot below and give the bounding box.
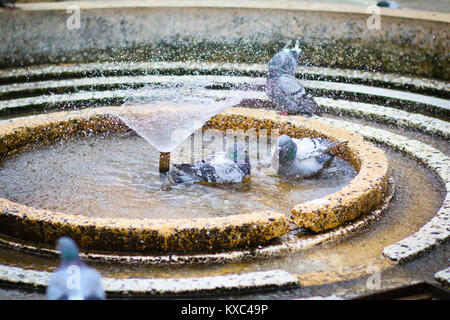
[0,0,19,10]
[266,40,323,116]
[271,134,346,179]
[377,1,401,8]
[169,144,251,184]
[46,237,106,300]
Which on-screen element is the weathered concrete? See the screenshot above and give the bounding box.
[0,1,448,79]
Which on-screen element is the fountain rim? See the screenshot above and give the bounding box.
[0,176,396,265]
[0,106,389,253]
[1,109,449,294]
[0,0,447,298]
[5,1,450,23]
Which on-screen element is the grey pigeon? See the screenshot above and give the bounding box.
[268,40,301,77]
[377,1,401,8]
[46,237,106,300]
[266,41,323,116]
[0,0,19,9]
[169,144,251,184]
[271,134,346,179]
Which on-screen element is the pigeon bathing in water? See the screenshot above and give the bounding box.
[266,40,323,116]
[271,134,346,179]
[46,237,106,300]
[169,144,251,184]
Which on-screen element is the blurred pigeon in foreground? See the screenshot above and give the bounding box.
[266,40,323,116]
[169,144,251,184]
[0,0,19,10]
[46,237,106,300]
[271,134,346,179]
[377,1,401,8]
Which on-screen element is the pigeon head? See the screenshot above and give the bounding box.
[278,135,297,164]
[289,40,303,60]
[268,40,303,78]
[56,237,80,262]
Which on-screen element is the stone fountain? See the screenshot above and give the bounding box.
[0,1,448,299]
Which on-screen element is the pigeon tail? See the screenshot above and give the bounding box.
[171,162,217,183]
[291,93,323,116]
[168,170,197,184]
[323,140,348,153]
[316,140,348,165]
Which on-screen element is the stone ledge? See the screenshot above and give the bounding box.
[297,257,393,287]
[1,78,448,117]
[1,62,447,94]
[0,264,299,296]
[0,176,395,264]
[435,267,450,288]
[316,97,450,139]
[0,2,447,79]
[8,1,450,22]
[316,117,449,263]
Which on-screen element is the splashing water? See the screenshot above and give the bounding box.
[113,81,244,153]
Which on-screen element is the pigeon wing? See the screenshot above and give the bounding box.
[208,154,242,183]
[172,163,200,177]
[276,75,307,97]
[276,75,321,116]
[266,75,307,114]
[293,138,338,160]
[173,162,217,183]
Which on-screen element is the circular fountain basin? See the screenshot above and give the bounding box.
[0,130,356,220]
[0,107,388,253]
[0,1,448,298]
